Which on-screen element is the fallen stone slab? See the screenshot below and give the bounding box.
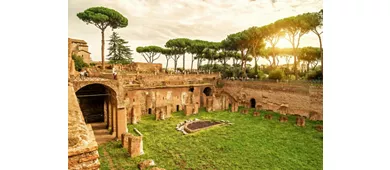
[138,159,155,170]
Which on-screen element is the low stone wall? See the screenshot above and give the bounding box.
[68,85,100,169]
[221,80,323,120]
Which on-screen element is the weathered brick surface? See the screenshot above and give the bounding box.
[68,85,100,169]
[184,104,194,116]
[122,133,133,149]
[222,81,323,120]
[128,135,143,158]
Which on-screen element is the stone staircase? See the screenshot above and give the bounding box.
[90,122,116,145]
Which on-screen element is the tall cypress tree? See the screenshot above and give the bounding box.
[107,32,133,64]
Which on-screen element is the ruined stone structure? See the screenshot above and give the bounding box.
[68,85,100,169]
[296,116,306,126]
[222,80,323,120]
[69,38,92,64]
[68,39,323,169]
[127,134,144,158]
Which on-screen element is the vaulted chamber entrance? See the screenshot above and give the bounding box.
[76,84,116,124]
[250,98,256,108]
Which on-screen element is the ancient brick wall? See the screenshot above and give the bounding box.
[124,86,204,116]
[129,62,162,72]
[221,80,323,120]
[120,73,219,87]
[68,85,100,169]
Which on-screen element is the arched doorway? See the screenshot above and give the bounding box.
[203,87,212,96]
[76,84,117,125]
[201,87,213,107]
[250,98,256,108]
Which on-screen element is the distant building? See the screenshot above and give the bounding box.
[69,38,92,64]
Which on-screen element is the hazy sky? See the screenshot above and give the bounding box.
[68,0,323,68]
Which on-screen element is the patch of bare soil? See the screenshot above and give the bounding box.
[187,121,221,130]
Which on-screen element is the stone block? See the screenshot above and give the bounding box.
[309,111,322,121]
[138,159,155,170]
[193,103,199,114]
[116,107,127,139]
[315,125,323,132]
[264,114,273,120]
[132,105,142,124]
[253,111,260,116]
[184,104,194,116]
[128,135,144,158]
[296,116,306,127]
[121,133,133,149]
[166,105,172,118]
[240,109,248,115]
[279,115,288,122]
[150,167,166,170]
[255,105,262,111]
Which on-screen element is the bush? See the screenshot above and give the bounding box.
[306,69,323,80]
[248,69,266,79]
[286,75,296,80]
[268,69,285,80]
[72,54,88,71]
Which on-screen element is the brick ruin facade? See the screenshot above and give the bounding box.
[221,80,323,120]
[68,40,323,169]
[68,85,100,169]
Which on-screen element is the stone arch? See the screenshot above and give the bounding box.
[76,83,117,122]
[75,83,119,136]
[73,81,119,96]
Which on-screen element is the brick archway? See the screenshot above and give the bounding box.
[73,81,119,95]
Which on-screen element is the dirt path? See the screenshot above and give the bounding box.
[91,122,115,145]
[103,148,116,170]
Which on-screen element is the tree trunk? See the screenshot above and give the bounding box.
[174,55,178,71]
[240,50,244,73]
[197,58,200,70]
[223,58,227,72]
[191,54,194,72]
[101,30,105,70]
[318,34,323,73]
[255,57,258,75]
[294,54,298,78]
[307,61,310,72]
[272,46,276,67]
[165,58,169,71]
[183,53,185,71]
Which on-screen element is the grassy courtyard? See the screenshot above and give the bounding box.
[98,108,323,170]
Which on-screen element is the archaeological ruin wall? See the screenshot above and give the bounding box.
[220,80,323,120]
[68,85,100,169]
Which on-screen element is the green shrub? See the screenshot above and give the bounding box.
[306,69,323,80]
[72,54,88,71]
[268,69,285,80]
[286,75,296,80]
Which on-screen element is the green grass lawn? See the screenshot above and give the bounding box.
[98,108,323,170]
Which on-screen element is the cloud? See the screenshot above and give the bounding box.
[69,0,323,67]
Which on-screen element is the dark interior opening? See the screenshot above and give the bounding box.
[203,87,212,96]
[250,98,256,108]
[189,87,194,92]
[176,105,180,111]
[148,108,152,115]
[76,84,110,123]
